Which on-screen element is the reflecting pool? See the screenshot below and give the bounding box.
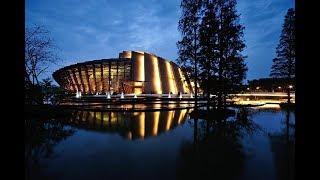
[25,105,294,180]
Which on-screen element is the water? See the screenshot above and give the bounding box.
[25,105,294,180]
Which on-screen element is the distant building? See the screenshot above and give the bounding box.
[53,51,194,94]
[247,78,295,92]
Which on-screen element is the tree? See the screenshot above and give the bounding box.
[270,8,295,104]
[25,24,59,85]
[216,0,247,108]
[198,0,247,108]
[178,0,246,108]
[40,78,66,105]
[199,0,219,100]
[177,0,203,106]
[25,24,62,105]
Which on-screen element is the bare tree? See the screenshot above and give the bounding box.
[25,24,59,85]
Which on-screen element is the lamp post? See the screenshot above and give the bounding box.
[289,85,293,95]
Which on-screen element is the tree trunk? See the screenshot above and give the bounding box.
[287,76,291,104]
[287,86,291,104]
[194,28,198,109]
[217,60,223,109]
[207,70,210,104]
[195,59,198,107]
[193,118,198,145]
[223,93,227,109]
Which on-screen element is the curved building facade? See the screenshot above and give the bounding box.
[53,51,194,94]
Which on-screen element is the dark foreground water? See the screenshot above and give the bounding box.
[25,105,294,180]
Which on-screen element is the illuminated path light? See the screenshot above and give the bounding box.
[76,91,82,98]
[121,92,124,99]
[232,92,295,97]
[231,92,295,105]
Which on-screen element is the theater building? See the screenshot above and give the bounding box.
[53,50,194,94]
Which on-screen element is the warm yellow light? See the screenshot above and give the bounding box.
[178,68,187,93]
[152,103,161,109]
[247,88,250,90]
[110,112,117,123]
[166,111,174,131]
[95,112,102,122]
[102,112,109,126]
[127,131,132,140]
[137,112,145,138]
[252,104,281,109]
[234,93,295,97]
[137,56,145,82]
[256,87,260,90]
[151,56,162,94]
[165,61,177,94]
[177,109,187,124]
[151,111,160,136]
[289,85,293,89]
[278,86,281,89]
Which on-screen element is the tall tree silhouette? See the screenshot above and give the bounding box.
[216,0,246,108]
[199,0,219,100]
[178,0,246,108]
[199,0,246,108]
[177,0,203,106]
[270,8,295,104]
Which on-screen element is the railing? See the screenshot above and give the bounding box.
[230,92,295,97]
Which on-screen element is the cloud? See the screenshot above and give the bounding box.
[237,0,294,80]
[26,0,294,82]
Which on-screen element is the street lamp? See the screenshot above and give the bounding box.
[289,85,293,89]
[256,86,260,90]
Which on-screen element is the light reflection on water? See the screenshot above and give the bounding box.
[25,105,294,180]
[66,109,191,140]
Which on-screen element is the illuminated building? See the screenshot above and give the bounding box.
[53,51,194,94]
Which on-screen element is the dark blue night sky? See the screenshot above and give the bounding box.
[26,0,294,82]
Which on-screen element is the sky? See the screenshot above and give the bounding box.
[26,0,294,83]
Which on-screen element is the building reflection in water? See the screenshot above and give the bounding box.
[66,109,190,140]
